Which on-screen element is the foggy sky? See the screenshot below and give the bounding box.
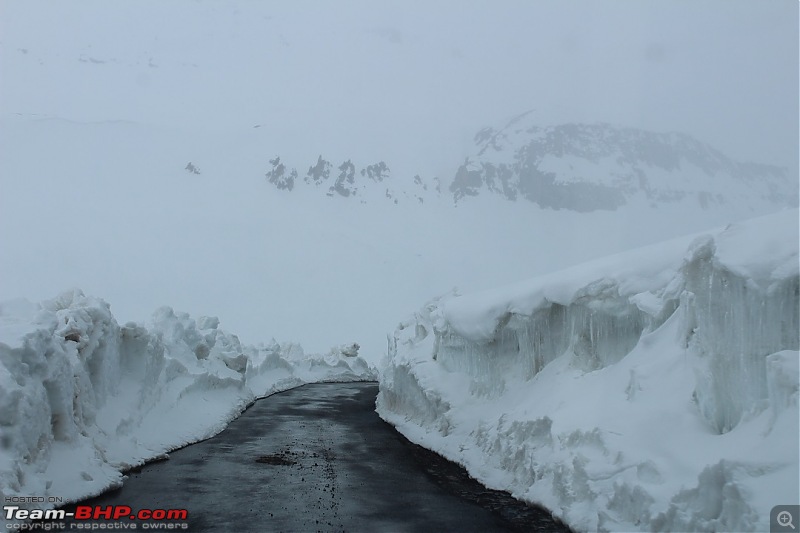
[1,0,798,172]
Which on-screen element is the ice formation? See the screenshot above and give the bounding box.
[377,209,799,532]
[0,290,376,518]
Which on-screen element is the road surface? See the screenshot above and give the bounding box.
[57,382,570,532]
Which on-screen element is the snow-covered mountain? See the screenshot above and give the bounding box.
[451,112,796,212]
[263,111,797,216]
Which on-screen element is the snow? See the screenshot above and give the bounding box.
[376,209,799,532]
[0,289,376,521]
[466,114,795,215]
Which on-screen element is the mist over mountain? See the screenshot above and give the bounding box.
[453,112,795,212]
[263,112,796,216]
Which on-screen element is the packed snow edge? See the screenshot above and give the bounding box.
[376,208,799,532]
[0,290,376,518]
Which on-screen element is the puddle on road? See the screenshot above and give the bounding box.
[254,454,297,466]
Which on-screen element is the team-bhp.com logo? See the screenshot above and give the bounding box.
[4,505,189,530]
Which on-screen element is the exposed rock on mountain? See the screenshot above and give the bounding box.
[265,157,296,191]
[330,159,357,197]
[265,155,434,204]
[306,155,331,186]
[362,161,390,183]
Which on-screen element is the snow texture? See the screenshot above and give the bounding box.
[377,209,799,532]
[0,290,375,521]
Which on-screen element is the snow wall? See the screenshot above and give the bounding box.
[0,290,375,517]
[377,209,799,532]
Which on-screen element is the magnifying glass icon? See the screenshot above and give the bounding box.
[778,510,796,530]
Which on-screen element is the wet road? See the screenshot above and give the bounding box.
[58,382,570,532]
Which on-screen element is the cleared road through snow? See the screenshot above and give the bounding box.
[55,382,570,532]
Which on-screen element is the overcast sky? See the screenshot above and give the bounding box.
[1,0,798,172]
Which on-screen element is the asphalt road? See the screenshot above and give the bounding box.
[56,382,571,532]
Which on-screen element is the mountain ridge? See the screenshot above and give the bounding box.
[262,113,796,214]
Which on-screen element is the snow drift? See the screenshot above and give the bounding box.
[377,209,799,532]
[0,290,375,517]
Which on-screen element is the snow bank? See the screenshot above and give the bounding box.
[0,290,375,515]
[377,209,799,532]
